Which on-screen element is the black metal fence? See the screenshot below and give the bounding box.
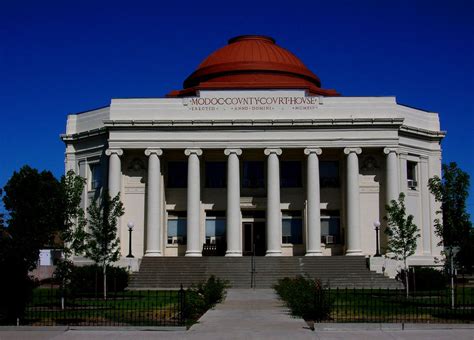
[21,289,186,326]
[319,287,474,323]
[16,286,474,326]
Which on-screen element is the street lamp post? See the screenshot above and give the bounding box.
[374,221,381,257]
[126,222,134,258]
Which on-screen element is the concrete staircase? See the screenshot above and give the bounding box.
[129,256,402,289]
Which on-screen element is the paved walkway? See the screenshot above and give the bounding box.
[1,289,473,339]
[187,288,310,339]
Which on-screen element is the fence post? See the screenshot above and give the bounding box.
[450,255,455,309]
[179,284,185,325]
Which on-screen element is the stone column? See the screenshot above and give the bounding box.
[344,147,363,256]
[224,148,242,256]
[420,156,431,255]
[144,148,163,256]
[185,148,203,257]
[304,148,323,256]
[105,148,123,197]
[264,148,282,256]
[384,148,400,204]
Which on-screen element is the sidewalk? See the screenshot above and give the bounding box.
[0,289,473,339]
[187,288,311,339]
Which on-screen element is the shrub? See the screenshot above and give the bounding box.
[67,265,129,295]
[184,275,229,323]
[274,276,332,321]
[396,267,447,291]
[197,275,229,307]
[415,267,447,291]
[183,290,207,322]
[0,270,38,324]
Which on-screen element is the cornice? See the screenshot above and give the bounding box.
[60,118,445,142]
[60,127,107,142]
[103,118,405,129]
[399,125,446,139]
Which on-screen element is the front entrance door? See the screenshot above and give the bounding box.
[243,222,266,256]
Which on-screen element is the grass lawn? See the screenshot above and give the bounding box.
[24,288,184,326]
[326,288,474,323]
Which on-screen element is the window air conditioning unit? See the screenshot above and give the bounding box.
[323,235,335,244]
[172,236,183,244]
[407,179,418,189]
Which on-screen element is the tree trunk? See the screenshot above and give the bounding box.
[405,260,409,298]
[103,262,107,300]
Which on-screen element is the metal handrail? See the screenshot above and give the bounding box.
[250,243,256,288]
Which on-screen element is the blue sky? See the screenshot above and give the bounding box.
[1,0,473,216]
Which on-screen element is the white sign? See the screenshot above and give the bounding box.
[184,96,320,112]
[39,249,52,266]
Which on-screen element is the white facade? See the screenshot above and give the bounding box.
[62,90,444,264]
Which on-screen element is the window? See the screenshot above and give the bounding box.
[407,161,418,190]
[167,213,187,244]
[320,161,340,188]
[321,210,340,244]
[89,163,102,190]
[205,162,226,188]
[167,161,187,188]
[281,161,302,188]
[243,161,264,188]
[282,211,303,244]
[205,212,226,244]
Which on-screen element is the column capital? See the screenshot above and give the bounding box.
[105,148,123,157]
[145,148,163,157]
[383,147,399,155]
[344,147,362,155]
[420,155,429,163]
[264,148,282,156]
[224,148,242,156]
[304,148,322,156]
[184,148,203,156]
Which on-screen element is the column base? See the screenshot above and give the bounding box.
[265,250,282,256]
[225,251,242,257]
[345,249,363,256]
[305,250,323,256]
[185,250,202,257]
[144,251,162,257]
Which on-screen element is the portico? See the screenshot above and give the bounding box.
[103,144,405,257]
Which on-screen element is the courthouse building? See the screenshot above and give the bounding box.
[62,35,444,264]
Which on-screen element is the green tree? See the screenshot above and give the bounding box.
[0,166,63,322]
[384,193,420,296]
[84,190,124,299]
[60,170,88,258]
[0,189,4,229]
[54,170,88,303]
[428,162,473,272]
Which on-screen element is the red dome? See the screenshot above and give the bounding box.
[167,35,339,97]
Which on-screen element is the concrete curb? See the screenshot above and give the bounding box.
[313,323,474,331]
[68,326,187,331]
[0,326,69,331]
[0,326,186,332]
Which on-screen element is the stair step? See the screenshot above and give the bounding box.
[128,256,402,289]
